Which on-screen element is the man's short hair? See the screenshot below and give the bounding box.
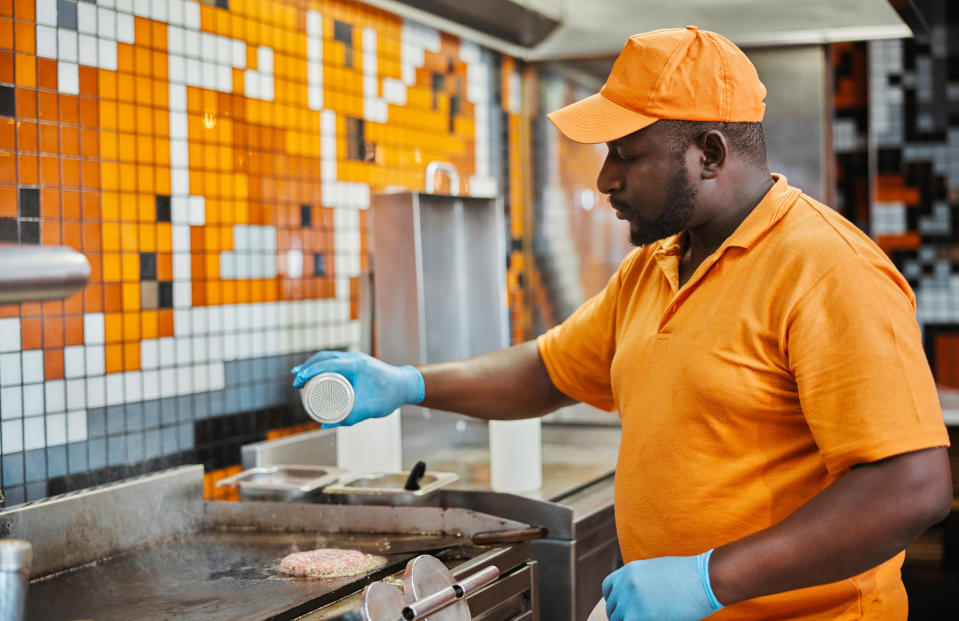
[656,120,767,167]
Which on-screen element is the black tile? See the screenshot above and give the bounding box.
[0,218,17,242]
[215,0,229,8]
[0,85,15,117]
[333,20,353,46]
[313,252,326,276]
[155,195,171,222]
[300,204,311,227]
[158,281,173,308]
[19,220,39,244]
[58,0,78,30]
[346,117,365,161]
[18,187,39,218]
[139,252,157,280]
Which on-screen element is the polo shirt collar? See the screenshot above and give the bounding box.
[654,173,799,258]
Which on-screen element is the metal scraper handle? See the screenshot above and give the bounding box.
[400,565,500,620]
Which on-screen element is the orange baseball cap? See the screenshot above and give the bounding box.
[548,26,766,144]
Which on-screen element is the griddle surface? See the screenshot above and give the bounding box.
[26,529,417,621]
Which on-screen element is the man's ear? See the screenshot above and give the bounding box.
[699,130,727,179]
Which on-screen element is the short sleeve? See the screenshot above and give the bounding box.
[786,257,949,474]
[537,259,630,412]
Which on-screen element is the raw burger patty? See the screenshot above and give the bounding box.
[278,548,386,578]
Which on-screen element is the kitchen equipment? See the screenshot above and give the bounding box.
[383,526,547,556]
[323,471,460,506]
[1,466,537,621]
[404,461,428,491]
[586,599,608,621]
[215,465,342,502]
[360,582,407,620]
[0,540,32,621]
[0,244,90,304]
[301,372,355,424]
[403,554,470,621]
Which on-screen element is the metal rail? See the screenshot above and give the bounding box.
[0,244,90,304]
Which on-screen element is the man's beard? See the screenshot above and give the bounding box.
[624,166,697,247]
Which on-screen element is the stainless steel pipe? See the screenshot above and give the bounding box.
[401,565,500,620]
[0,244,90,304]
[0,539,32,621]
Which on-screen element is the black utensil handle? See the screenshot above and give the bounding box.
[403,460,427,491]
[470,526,548,545]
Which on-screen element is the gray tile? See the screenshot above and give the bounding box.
[126,432,144,463]
[3,485,24,505]
[144,429,162,460]
[162,426,179,454]
[178,424,194,450]
[87,407,106,438]
[68,441,88,474]
[106,405,125,434]
[176,395,192,422]
[240,385,255,410]
[47,445,67,478]
[2,453,24,486]
[58,0,77,29]
[193,393,210,419]
[24,449,46,482]
[143,400,160,428]
[88,437,106,469]
[25,481,47,501]
[225,387,241,414]
[126,402,144,432]
[209,391,226,417]
[160,398,178,425]
[107,435,126,466]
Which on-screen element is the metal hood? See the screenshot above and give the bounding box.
[361,0,912,60]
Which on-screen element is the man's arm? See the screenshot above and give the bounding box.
[709,445,953,605]
[419,340,577,419]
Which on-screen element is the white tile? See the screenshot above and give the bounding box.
[45,379,66,414]
[0,352,21,386]
[169,55,186,85]
[58,61,79,95]
[124,371,142,402]
[115,0,132,12]
[159,338,176,367]
[193,363,208,392]
[106,373,125,406]
[98,7,117,40]
[36,25,58,59]
[36,0,57,26]
[142,369,159,400]
[176,366,193,393]
[0,318,21,352]
[85,344,105,376]
[84,313,105,345]
[192,336,207,362]
[173,282,191,308]
[77,1,97,34]
[150,0,167,22]
[216,34,231,65]
[78,34,97,67]
[24,416,45,450]
[168,0,186,27]
[1,385,22,419]
[141,339,158,370]
[201,31,216,60]
[167,25,185,56]
[22,384,43,417]
[176,337,192,365]
[172,224,190,251]
[98,38,118,71]
[244,69,260,99]
[184,0,200,29]
[232,39,246,68]
[21,350,43,384]
[66,378,86,411]
[58,27,78,62]
[185,29,201,58]
[258,46,274,74]
[67,409,87,442]
[189,195,205,225]
[134,0,150,17]
[159,368,177,398]
[117,12,135,45]
[46,413,67,446]
[2,420,22,453]
[173,253,191,280]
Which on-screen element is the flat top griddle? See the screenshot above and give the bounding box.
[27,529,425,621]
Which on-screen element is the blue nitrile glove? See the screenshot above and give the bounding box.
[601,549,723,621]
[291,351,425,427]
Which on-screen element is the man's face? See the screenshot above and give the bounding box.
[597,125,698,247]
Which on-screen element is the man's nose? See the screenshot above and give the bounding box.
[596,156,622,196]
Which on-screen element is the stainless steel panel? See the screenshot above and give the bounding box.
[0,244,90,304]
[241,428,338,470]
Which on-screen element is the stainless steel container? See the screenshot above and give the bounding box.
[215,465,342,502]
[322,471,460,506]
[0,540,32,621]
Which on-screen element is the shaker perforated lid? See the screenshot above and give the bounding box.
[300,372,355,424]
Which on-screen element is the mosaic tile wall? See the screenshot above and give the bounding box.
[832,0,959,389]
[0,0,509,504]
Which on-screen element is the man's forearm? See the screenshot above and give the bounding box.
[418,340,576,420]
[709,446,953,606]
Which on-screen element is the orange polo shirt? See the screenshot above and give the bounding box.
[538,175,949,619]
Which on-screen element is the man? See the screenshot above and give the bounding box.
[292,27,953,620]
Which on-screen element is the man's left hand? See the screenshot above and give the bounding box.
[601,550,723,621]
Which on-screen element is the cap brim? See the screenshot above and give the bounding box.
[547,92,659,144]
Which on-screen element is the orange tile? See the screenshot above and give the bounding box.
[118,163,136,191]
[43,315,63,348]
[79,65,97,96]
[83,251,101,282]
[120,221,138,250]
[156,252,172,280]
[141,309,157,339]
[158,308,174,337]
[82,222,101,251]
[123,341,140,371]
[80,98,98,128]
[14,19,33,53]
[60,125,79,155]
[101,222,120,251]
[139,222,155,251]
[20,317,42,349]
[121,252,139,282]
[62,189,80,219]
[105,343,123,373]
[59,94,78,125]
[103,283,122,312]
[0,304,17,318]
[62,219,81,250]
[104,311,123,343]
[16,119,37,151]
[15,152,36,184]
[122,282,140,311]
[102,253,121,283]
[100,191,119,221]
[20,302,41,318]
[44,348,64,380]
[61,158,80,188]
[0,16,11,50]
[14,55,34,88]
[37,57,56,89]
[137,165,154,193]
[41,220,60,245]
[64,314,84,346]
[123,311,140,341]
[38,122,57,153]
[84,283,103,313]
[39,155,59,185]
[0,117,13,150]
[63,292,82,315]
[0,185,14,217]
[39,187,58,217]
[13,0,32,21]
[81,190,100,220]
[37,90,56,121]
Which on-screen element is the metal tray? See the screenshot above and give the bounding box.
[321,471,459,506]
[217,465,342,502]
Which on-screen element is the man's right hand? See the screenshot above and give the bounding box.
[291,351,425,427]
